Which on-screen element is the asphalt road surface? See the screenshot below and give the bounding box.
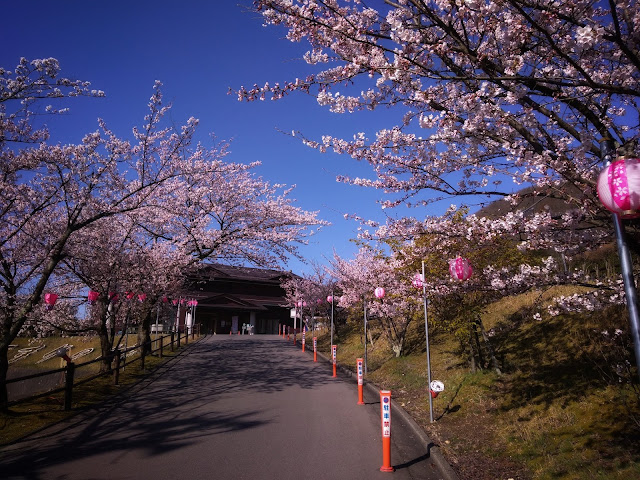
[0,335,452,480]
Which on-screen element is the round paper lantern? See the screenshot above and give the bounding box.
[374,287,385,299]
[449,257,473,281]
[137,293,147,302]
[597,157,640,219]
[429,380,445,398]
[44,292,58,310]
[412,273,424,289]
[87,290,100,305]
[126,291,135,300]
[327,295,333,303]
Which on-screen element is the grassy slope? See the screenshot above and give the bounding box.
[317,289,640,480]
[1,334,185,445]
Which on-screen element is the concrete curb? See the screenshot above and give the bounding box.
[309,346,461,480]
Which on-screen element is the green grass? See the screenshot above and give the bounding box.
[1,334,195,446]
[314,290,640,480]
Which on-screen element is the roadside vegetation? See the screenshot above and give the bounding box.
[0,335,194,446]
[314,288,640,480]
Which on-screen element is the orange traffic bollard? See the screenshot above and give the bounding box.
[313,337,317,362]
[302,329,306,352]
[332,345,337,377]
[287,326,290,341]
[380,390,394,472]
[356,358,364,405]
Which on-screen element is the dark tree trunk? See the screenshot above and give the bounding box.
[478,316,502,375]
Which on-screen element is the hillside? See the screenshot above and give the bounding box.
[316,287,640,480]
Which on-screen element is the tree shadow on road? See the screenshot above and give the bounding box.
[0,336,339,479]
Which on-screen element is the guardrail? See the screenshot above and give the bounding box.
[2,326,200,411]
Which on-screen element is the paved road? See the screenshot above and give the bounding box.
[0,335,451,480]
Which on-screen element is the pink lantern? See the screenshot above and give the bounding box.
[597,157,640,219]
[88,290,100,304]
[412,273,424,289]
[137,293,146,302]
[44,292,58,310]
[327,295,333,303]
[172,298,179,306]
[126,291,135,300]
[449,256,473,281]
[108,291,119,303]
[374,287,385,299]
[162,296,169,303]
[192,299,198,307]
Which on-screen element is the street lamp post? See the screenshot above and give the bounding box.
[413,264,434,423]
[327,294,334,350]
[418,262,435,423]
[599,140,640,382]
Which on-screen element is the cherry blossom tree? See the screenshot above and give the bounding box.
[1,59,326,406]
[237,0,640,283]
[281,262,335,331]
[330,247,421,357]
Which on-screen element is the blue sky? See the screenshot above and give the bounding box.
[1,0,424,275]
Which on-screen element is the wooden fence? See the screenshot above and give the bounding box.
[2,326,200,411]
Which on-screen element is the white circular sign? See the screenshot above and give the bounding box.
[430,380,444,392]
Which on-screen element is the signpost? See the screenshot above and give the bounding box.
[356,358,364,405]
[313,336,317,362]
[332,345,337,377]
[380,390,393,472]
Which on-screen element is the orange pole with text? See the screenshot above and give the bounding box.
[332,345,337,377]
[287,326,290,341]
[356,358,364,405]
[313,337,317,362]
[380,390,394,472]
[302,329,306,352]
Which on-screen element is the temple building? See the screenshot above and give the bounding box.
[175,263,294,335]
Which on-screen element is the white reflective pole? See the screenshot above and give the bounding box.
[330,292,334,350]
[423,261,434,423]
[364,297,368,375]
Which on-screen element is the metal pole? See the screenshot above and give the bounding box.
[155,303,159,345]
[330,292,334,350]
[602,140,640,383]
[364,297,368,375]
[423,260,434,423]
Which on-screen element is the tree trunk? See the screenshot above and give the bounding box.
[467,331,477,373]
[0,343,9,411]
[138,303,153,356]
[473,321,485,369]
[478,316,502,375]
[96,300,114,372]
